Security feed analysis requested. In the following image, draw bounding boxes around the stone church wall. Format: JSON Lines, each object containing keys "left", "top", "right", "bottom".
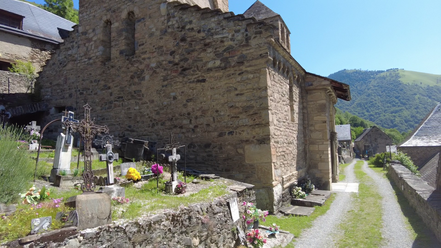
{"left": 37, "top": 0, "right": 303, "bottom": 211}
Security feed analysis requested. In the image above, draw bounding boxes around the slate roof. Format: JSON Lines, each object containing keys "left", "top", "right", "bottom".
{"left": 419, "top": 152, "right": 439, "bottom": 188}
{"left": 336, "top": 124, "right": 351, "bottom": 141}
{"left": 400, "top": 103, "right": 441, "bottom": 147}
{"left": 243, "top": 0, "right": 279, "bottom": 20}
{"left": 0, "top": 0, "right": 75, "bottom": 44}
{"left": 354, "top": 128, "right": 371, "bottom": 142}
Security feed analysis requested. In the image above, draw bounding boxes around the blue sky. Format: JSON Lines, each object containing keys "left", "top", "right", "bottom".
{"left": 30, "top": 0, "right": 441, "bottom": 77}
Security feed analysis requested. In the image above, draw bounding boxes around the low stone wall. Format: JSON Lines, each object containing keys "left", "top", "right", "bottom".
{"left": 388, "top": 162, "right": 441, "bottom": 243}
{"left": 9, "top": 183, "right": 256, "bottom": 247}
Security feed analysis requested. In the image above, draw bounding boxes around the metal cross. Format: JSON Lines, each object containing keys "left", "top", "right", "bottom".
{"left": 0, "top": 109, "right": 11, "bottom": 129}
{"left": 62, "top": 111, "right": 79, "bottom": 145}
{"left": 64, "top": 104, "right": 109, "bottom": 193}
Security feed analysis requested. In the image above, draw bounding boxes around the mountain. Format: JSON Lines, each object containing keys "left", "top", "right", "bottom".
{"left": 330, "top": 69, "right": 441, "bottom": 133}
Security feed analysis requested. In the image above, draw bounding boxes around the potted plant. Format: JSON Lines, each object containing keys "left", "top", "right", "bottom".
{"left": 242, "top": 201, "right": 268, "bottom": 229}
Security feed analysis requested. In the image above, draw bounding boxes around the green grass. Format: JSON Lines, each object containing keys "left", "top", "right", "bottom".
{"left": 112, "top": 176, "right": 230, "bottom": 220}
{"left": 339, "top": 162, "right": 350, "bottom": 181}
{"left": 335, "top": 161, "right": 383, "bottom": 247}
{"left": 265, "top": 193, "right": 336, "bottom": 247}
{"left": 398, "top": 70, "right": 441, "bottom": 87}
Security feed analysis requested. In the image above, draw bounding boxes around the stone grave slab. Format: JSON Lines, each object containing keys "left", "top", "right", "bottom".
{"left": 291, "top": 190, "right": 331, "bottom": 207}
{"left": 98, "top": 185, "right": 126, "bottom": 198}
{"left": 279, "top": 205, "right": 315, "bottom": 216}
{"left": 66, "top": 193, "right": 112, "bottom": 230}
{"left": 50, "top": 133, "right": 74, "bottom": 182}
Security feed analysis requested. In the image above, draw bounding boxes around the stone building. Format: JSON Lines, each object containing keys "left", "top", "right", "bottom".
{"left": 399, "top": 103, "right": 441, "bottom": 189}
{"left": 354, "top": 126, "right": 393, "bottom": 158}
{"left": 36, "top": 0, "right": 350, "bottom": 211}
{"left": 335, "top": 124, "right": 353, "bottom": 163}
{"left": 0, "top": 0, "right": 75, "bottom": 73}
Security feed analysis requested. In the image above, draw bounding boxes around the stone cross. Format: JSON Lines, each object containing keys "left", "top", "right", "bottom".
{"left": 62, "top": 111, "right": 79, "bottom": 145}
{"left": 64, "top": 104, "right": 109, "bottom": 193}
{"left": 26, "top": 121, "right": 41, "bottom": 132}
{"left": 99, "top": 142, "right": 119, "bottom": 185}
{"left": 158, "top": 134, "right": 184, "bottom": 193}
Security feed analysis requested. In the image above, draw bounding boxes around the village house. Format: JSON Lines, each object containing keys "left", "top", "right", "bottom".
{"left": 335, "top": 124, "right": 353, "bottom": 163}
{"left": 354, "top": 126, "right": 393, "bottom": 159}
{"left": 36, "top": 0, "right": 350, "bottom": 211}
{"left": 398, "top": 103, "right": 441, "bottom": 189}
{"left": 0, "top": 0, "right": 74, "bottom": 125}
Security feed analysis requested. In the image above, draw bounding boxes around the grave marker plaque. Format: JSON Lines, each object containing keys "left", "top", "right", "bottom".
{"left": 31, "top": 216, "right": 52, "bottom": 234}
{"left": 228, "top": 198, "right": 240, "bottom": 222}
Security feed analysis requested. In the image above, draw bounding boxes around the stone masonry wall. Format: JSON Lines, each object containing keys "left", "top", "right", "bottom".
{"left": 398, "top": 146, "right": 441, "bottom": 168}
{"left": 0, "top": 31, "right": 54, "bottom": 72}
{"left": 388, "top": 163, "right": 441, "bottom": 243}
{"left": 14, "top": 187, "right": 256, "bottom": 248}
{"left": 0, "top": 71, "right": 30, "bottom": 93}
{"left": 303, "top": 74, "right": 337, "bottom": 190}
{"left": 37, "top": 0, "right": 291, "bottom": 210}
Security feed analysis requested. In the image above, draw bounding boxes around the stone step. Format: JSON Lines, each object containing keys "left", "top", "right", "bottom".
{"left": 291, "top": 190, "right": 331, "bottom": 207}
{"left": 279, "top": 205, "right": 315, "bottom": 216}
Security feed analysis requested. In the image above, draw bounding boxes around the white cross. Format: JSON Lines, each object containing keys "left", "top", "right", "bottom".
{"left": 26, "top": 121, "right": 41, "bottom": 132}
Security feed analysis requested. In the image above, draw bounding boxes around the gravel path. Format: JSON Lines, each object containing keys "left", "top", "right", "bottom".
{"left": 360, "top": 160, "right": 414, "bottom": 248}
{"left": 293, "top": 160, "right": 358, "bottom": 248}
{"left": 292, "top": 159, "right": 440, "bottom": 248}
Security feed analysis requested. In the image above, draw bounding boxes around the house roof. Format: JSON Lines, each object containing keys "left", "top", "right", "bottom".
{"left": 243, "top": 0, "right": 279, "bottom": 20}
{"left": 354, "top": 128, "right": 371, "bottom": 142}
{"left": 336, "top": 124, "right": 351, "bottom": 141}
{"left": 0, "top": 0, "right": 75, "bottom": 44}
{"left": 306, "top": 72, "right": 351, "bottom": 101}
{"left": 419, "top": 152, "right": 439, "bottom": 188}
{"left": 400, "top": 103, "right": 441, "bottom": 147}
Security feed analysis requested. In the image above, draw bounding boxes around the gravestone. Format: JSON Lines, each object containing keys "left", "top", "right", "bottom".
{"left": 120, "top": 162, "right": 136, "bottom": 176}
{"left": 50, "top": 112, "right": 78, "bottom": 182}
{"left": 26, "top": 121, "right": 41, "bottom": 151}
{"left": 168, "top": 147, "right": 180, "bottom": 193}
{"left": 99, "top": 143, "right": 119, "bottom": 185}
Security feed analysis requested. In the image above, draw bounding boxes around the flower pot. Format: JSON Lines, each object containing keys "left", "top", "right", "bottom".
{"left": 253, "top": 220, "right": 259, "bottom": 229}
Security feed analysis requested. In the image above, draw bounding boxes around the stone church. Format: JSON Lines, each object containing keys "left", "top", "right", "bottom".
{"left": 37, "top": 0, "right": 350, "bottom": 211}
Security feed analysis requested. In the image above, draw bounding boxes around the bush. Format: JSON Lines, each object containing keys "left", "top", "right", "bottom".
{"left": 369, "top": 153, "right": 389, "bottom": 167}
{"left": 0, "top": 126, "right": 35, "bottom": 204}
{"left": 393, "top": 151, "right": 420, "bottom": 176}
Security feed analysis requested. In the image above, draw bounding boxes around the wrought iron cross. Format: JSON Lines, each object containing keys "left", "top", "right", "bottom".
{"left": 64, "top": 104, "right": 109, "bottom": 193}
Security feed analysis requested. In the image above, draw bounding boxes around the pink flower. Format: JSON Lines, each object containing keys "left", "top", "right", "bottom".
{"left": 151, "top": 164, "right": 163, "bottom": 175}
{"left": 263, "top": 239, "right": 267, "bottom": 244}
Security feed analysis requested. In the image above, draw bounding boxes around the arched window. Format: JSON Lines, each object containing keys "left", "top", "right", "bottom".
{"left": 289, "top": 77, "right": 295, "bottom": 122}
{"left": 124, "top": 11, "right": 136, "bottom": 56}
{"left": 102, "top": 20, "right": 112, "bottom": 61}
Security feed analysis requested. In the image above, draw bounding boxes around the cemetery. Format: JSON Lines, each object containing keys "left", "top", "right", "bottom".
{"left": 0, "top": 105, "right": 304, "bottom": 247}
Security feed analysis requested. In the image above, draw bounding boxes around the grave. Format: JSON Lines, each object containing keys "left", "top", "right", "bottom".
{"left": 120, "top": 162, "right": 136, "bottom": 176}
{"left": 26, "top": 121, "right": 41, "bottom": 151}
{"left": 158, "top": 134, "right": 185, "bottom": 194}
{"left": 62, "top": 104, "right": 112, "bottom": 229}
{"left": 97, "top": 141, "right": 125, "bottom": 198}
{"left": 50, "top": 111, "right": 78, "bottom": 182}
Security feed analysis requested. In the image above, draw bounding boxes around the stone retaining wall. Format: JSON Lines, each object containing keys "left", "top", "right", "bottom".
{"left": 388, "top": 163, "right": 441, "bottom": 243}
{"left": 0, "top": 71, "right": 30, "bottom": 94}
{"left": 9, "top": 184, "right": 255, "bottom": 247}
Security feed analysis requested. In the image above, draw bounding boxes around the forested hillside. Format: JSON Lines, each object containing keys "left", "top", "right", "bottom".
{"left": 330, "top": 69, "right": 441, "bottom": 133}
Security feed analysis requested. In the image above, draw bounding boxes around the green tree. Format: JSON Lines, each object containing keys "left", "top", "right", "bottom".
{"left": 8, "top": 60, "right": 36, "bottom": 93}
{"left": 43, "top": 0, "right": 78, "bottom": 23}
